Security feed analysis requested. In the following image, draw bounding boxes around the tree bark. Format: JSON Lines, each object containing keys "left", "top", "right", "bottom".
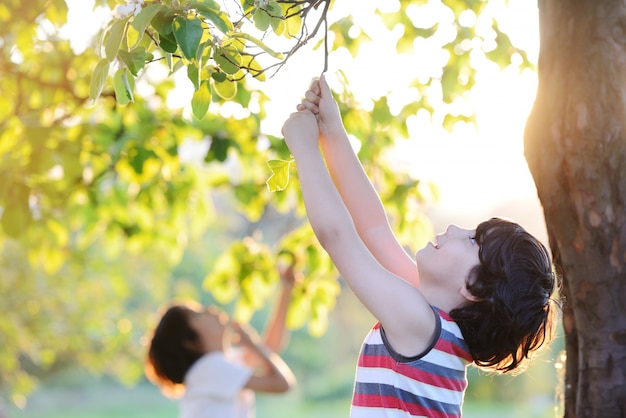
{"left": 525, "top": 0, "right": 626, "bottom": 416}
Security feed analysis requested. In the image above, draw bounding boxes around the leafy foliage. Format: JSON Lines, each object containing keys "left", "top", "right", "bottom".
{"left": 0, "top": 0, "right": 531, "bottom": 405}
{"left": 88, "top": 0, "right": 329, "bottom": 118}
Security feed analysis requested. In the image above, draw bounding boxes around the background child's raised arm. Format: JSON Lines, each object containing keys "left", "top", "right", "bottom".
{"left": 261, "top": 264, "right": 296, "bottom": 353}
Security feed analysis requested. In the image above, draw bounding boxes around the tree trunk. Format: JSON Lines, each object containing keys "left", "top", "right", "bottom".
{"left": 525, "top": 0, "right": 626, "bottom": 417}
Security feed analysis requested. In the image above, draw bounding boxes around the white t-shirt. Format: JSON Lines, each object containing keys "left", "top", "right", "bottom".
{"left": 180, "top": 351, "right": 254, "bottom": 418}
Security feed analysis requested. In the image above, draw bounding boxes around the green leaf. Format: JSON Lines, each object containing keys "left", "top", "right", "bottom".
{"left": 284, "top": 3, "right": 302, "bottom": 37}
{"left": 113, "top": 68, "right": 135, "bottom": 104}
{"left": 152, "top": 9, "right": 175, "bottom": 36}
{"left": 89, "top": 58, "right": 110, "bottom": 101}
{"left": 160, "top": 34, "right": 178, "bottom": 53}
{"left": 211, "top": 71, "right": 227, "bottom": 82}
{"left": 485, "top": 29, "right": 515, "bottom": 70}
{"left": 196, "top": 40, "right": 209, "bottom": 62}
{"left": 206, "top": 136, "right": 232, "bottom": 162}
{"left": 173, "top": 16, "right": 204, "bottom": 61}
{"left": 230, "top": 33, "right": 284, "bottom": 59}
{"left": 191, "top": 81, "right": 212, "bottom": 119}
{"left": 105, "top": 17, "right": 130, "bottom": 61}
{"left": 253, "top": 9, "right": 271, "bottom": 31}
{"left": 193, "top": 3, "right": 233, "bottom": 33}
{"left": 266, "top": 159, "right": 292, "bottom": 192}
{"left": 194, "top": 0, "right": 221, "bottom": 9}
{"left": 240, "top": 0, "right": 255, "bottom": 14}
{"left": 266, "top": 0, "right": 284, "bottom": 34}
{"left": 241, "top": 55, "right": 265, "bottom": 81}
{"left": 215, "top": 46, "right": 241, "bottom": 74}
{"left": 271, "top": 17, "right": 285, "bottom": 35}
{"left": 130, "top": 3, "right": 164, "bottom": 48}
{"left": 211, "top": 77, "right": 237, "bottom": 99}
{"left": 286, "top": 292, "right": 309, "bottom": 329}
{"left": 118, "top": 47, "right": 146, "bottom": 76}
{"left": 187, "top": 63, "right": 200, "bottom": 90}
{"left": 266, "top": 1, "right": 283, "bottom": 18}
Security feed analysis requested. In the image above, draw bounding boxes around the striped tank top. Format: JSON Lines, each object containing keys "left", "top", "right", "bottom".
{"left": 351, "top": 307, "right": 472, "bottom": 417}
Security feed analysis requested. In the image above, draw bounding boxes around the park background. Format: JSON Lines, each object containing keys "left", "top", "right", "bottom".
{"left": 2, "top": 0, "right": 565, "bottom": 416}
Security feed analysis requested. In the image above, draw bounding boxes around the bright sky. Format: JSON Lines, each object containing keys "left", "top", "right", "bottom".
{"left": 62, "top": 0, "right": 547, "bottom": 242}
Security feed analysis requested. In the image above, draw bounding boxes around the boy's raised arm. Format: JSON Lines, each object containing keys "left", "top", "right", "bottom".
{"left": 281, "top": 109, "right": 434, "bottom": 354}
{"left": 262, "top": 264, "right": 296, "bottom": 353}
{"left": 298, "top": 76, "right": 419, "bottom": 287}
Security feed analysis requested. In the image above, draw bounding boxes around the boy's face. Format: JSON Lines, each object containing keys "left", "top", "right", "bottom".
{"left": 416, "top": 224, "right": 480, "bottom": 293}
{"left": 187, "top": 306, "right": 229, "bottom": 353}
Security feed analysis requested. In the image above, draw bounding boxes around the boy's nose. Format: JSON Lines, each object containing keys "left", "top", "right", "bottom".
{"left": 446, "top": 224, "right": 460, "bottom": 234}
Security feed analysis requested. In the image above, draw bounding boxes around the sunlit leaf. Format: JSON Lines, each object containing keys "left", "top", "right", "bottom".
{"left": 211, "top": 70, "right": 227, "bottom": 82}
{"left": 129, "top": 3, "right": 163, "bottom": 48}
{"left": 173, "top": 16, "right": 204, "bottom": 61}
{"left": 308, "top": 309, "right": 329, "bottom": 337}
{"left": 234, "top": 299, "right": 254, "bottom": 322}
{"left": 159, "top": 34, "right": 178, "bottom": 53}
{"left": 485, "top": 28, "right": 516, "bottom": 70}
{"left": 89, "top": 58, "right": 110, "bottom": 101}
{"left": 267, "top": 1, "right": 283, "bottom": 33}
{"left": 191, "top": 81, "right": 212, "bottom": 119}
{"left": 253, "top": 8, "right": 270, "bottom": 31}
{"left": 286, "top": 292, "right": 309, "bottom": 329}
{"left": 240, "top": 0, "right": 255, "bottom": 15}
{"left": 215, "top": 46, "right": 242, "bottom": 74}
{"left": 118, "top": 47, "right": 146, "bottom": 76}
{"left": 266, "top": 159, "right": 292, "bottom": 192}
{"left": 152, "top": 8, "right": 175, "bottom": 35}
{"left": 113, "top": 68, "right": 135, "bottom": 104}
{"left": 187, "top": 62, "right": 200, "bottom": 90}
{"left": 194, "top": 0, "right": 221, "bottom": 9}
{"left": 230, "top": 33, "right": 284, "bottom": 59}
{"left": 283, "top": 3, "right": 302, "bottom": 37}
{"left": 241, "top": 55, "right": 265, "bottom": 81}
{"left": 104, "top": 17, "right": 130, "bottom": 61}
{"left": 192, "top": 2, "right": 233, "bottom": 33}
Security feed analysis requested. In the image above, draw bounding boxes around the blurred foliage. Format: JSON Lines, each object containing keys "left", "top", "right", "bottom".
{"left": 0, "top": 0, "right": 530, "bottom": 407}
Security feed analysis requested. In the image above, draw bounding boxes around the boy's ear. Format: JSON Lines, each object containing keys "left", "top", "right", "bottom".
{"left": 460, "top": 285, "right": 481, "bottom": 303}
{"left": 183, "top": 338, "right": 201, "bottom": 352}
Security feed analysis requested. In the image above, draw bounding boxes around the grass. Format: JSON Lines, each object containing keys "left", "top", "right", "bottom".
{"left": 7, "top": 378, "right": 557, "bottom": 418}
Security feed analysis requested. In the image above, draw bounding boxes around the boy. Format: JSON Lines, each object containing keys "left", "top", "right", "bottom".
{"left": 282, "top": 76, "right": 557, "bottom": 417}
{"left": 145, "top": 265, "right": 296, "bottom": 418}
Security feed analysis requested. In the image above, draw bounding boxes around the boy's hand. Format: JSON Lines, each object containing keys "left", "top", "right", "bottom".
{"left": 232, "top": 321, "right": 261, "bottom": 348}
{"left": 282, "top": 109, "right": 319, "bottom": 155}
{"left": 296, "top": 75, "right": 343, "bottom": 139}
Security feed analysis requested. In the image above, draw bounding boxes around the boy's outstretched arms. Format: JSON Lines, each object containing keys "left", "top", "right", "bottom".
{"left": 297, "top": 76, "right": 419, "bottom": 287}
{"left": 282, "top": 109, "right": 435, "bottom": 356}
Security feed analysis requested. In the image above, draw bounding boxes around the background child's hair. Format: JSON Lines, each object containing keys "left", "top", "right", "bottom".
{"left": 449, "top": 217, "right": 559, "bottom": 374}
{"left": 145, "top": 305, "right": 203, "bottom": 397}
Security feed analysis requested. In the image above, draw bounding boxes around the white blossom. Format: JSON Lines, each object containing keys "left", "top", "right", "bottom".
{"left": 112, "top": 0, "right": 145, "bottom": 18}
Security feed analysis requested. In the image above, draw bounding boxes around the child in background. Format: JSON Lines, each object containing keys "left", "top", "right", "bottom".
{"left": 282, "top": 76, "right": 558, "bottom": 417}
{"left": 145, "top": 265, "right": 296, "bottom": 418}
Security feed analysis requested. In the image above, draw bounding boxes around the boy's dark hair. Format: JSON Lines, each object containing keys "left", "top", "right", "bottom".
{"left": 449, "top": 217, "right": 558, "bottom": 374}
{"left": 145, "top": 305, "right": 203, "bottom": 396}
